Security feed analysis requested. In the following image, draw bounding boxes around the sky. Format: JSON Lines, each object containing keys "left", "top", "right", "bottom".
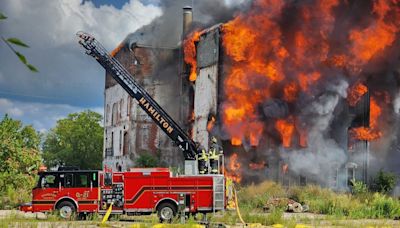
{"left": 0, "top": 0, "right": 162, "bottom": 131}
{"left": 0, "top": 0, "right": 244, "bottom": 132}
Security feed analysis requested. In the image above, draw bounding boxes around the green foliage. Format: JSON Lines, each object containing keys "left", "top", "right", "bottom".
{"left": 289, "top": 185, "right": 355, "bottom": 217}
{"left": 7, "top": 38, "right": 30, "bottom": 48}
{"left": 42, "top": 110, "right": 103, "bottom": 170}
{"left": 236, "top": 180, "right": 400, "bottom": 220}
{"left": 208, "top": 211, "right": 238, "bottom": 225}
{"left": 243, "top": 208, "right": 284, "bottom": 225}
{"left": 134, "top": 153, "right": 159, "bottom": 168}
{"left": 0, "top": 115, "right": 41, "bottom": 208}
{"left": 16, "top": 51, "right": 27, "bottom": 64}
{"left": 370, "top": 169, "right": 397, "bottom": 194}
{"left": 0, "top": 12, "right": 38, "bottom": 72}
{"left": 350, "top": 193, "right": 400, "bottom": 219}
{"left": 237, "top": 181, "right": 285, "bottom": 210}
{"left": 26, "top": 63, "right": 38, "bottom": 72}
{"left": 351, "top": 179, "right": 369, "bottom": 195}
{"left": 0, "top": 12, "right": 7, "bottom": 20}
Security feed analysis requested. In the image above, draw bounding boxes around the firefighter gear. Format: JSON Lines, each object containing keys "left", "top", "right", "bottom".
{"left": 209, "top": 137, "right": 223, "bottom": 174}
{"left": 197, "top": 149, "right": 208, "bottom": 174}
{"left": 226, "top": 178, "right": 236, "bottom": 210}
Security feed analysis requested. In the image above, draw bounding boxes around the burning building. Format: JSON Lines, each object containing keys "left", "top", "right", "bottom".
{"left": 103, "top": 0, "right": 400, "bottom": 190}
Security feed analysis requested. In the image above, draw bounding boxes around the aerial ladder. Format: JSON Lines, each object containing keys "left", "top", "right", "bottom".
{"left": 76, "top": 32, "right": 201, "bottom": 170}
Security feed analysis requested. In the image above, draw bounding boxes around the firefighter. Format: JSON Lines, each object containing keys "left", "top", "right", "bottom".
{"left": 209, "top": 136, "right": 223, "bottom": 174}
{"left": 197, "top": 147, "right": 209, "bottom": 174}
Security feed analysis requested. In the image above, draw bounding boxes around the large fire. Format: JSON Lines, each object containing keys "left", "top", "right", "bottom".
{"left": 217, "top": 0, "right": 398, "bottom": 146}
{"left": 182, "top": 0, "right": 400, "bottom": 182}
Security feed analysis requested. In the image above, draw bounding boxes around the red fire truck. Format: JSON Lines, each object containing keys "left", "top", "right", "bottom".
{"left": 20, "top": 32, "right": 227, "bottom": 220}
{"left": 20, "top": 168, "right": 225, "bottom": 221}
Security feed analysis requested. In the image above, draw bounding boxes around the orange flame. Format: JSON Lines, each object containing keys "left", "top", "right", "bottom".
{"left": 226, "top": 153, "right": 242, "bottom": 183}
{"left": 350, "top": 97, "right": 382, "bottom": 141}
{"left": 231, "top": 137, "right": 242, "bottom": 146}
{"left": 349, "top": 0, "right": 399, "bottom": 65}
{"left": 275, "top": 117, "right": 295, "bottom": 148}
{"left": 110, "top": 42, "right": 124, "bottom": 57}
{"left": 283, "top": 81, "right": 299, "bottom": 102}
{"left": 207, "top": 116, "right": 216, "bottom": 132}
{"left": 183, "top": 31, "right": 201, "bottom": 81}
{"left": 298, "top": 72, "right": 321, "bottom": 93}
{"left": 348, "top": 82, "right": 368, "bottom": 106}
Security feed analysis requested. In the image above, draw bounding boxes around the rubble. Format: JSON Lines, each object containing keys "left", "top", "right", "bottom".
{"left": 263, "top": 198, "right": 308, "bottom": 213}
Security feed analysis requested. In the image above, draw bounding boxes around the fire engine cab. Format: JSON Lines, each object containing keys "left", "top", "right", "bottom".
{"left": 20, "top": 168, "right": 226, "bottom": 221}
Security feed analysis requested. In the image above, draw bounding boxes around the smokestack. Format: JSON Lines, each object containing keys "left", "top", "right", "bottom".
{"left": 182, "top": 6, "right": 193, "bottom": 37}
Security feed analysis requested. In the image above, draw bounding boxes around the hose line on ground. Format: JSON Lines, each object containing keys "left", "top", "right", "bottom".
{"left": 233, "top": 186, "right": 246, "bottom": 225}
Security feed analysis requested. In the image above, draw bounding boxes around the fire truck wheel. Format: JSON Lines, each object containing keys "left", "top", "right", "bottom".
{"left": 157, "top": 202, "right": 177, "bottom": 222}
{"left": 57, "top": 201, "right": 76, "bottom": 220}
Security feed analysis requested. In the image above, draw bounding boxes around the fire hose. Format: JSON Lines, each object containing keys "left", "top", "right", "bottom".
{"left": 233, "top": 186, "right": 246, "bottom": 226}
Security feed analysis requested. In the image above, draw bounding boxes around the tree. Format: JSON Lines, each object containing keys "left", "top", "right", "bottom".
{"left": 370, "top": 169, "right": 397, "bottom": 194}
{"left": 43, "top": 110, "right": 103, "bottom": 170}
{"left": 0, "top": 11, "right": 38, "bottom": 72}
{"left": 0, "top": 115, "right": 41, "bottom": 207}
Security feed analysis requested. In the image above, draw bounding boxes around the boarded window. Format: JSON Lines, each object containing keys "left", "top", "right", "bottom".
{"left": 119, "top": 130, "right": 122, "bottom": 153}
{"left": 123, "top": 132, "right": 129, "bottom": 156}
{"left": 106, "top": 104, "right": 110, "bottom": 124}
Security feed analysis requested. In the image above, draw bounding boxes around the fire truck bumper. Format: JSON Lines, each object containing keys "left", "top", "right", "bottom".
{"left": 19, "top": 203, "right": 33, "bottom": 212}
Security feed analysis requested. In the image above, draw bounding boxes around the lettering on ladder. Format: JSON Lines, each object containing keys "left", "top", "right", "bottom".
{"left": 139, "top": 97, "right": 174, "bottom": 134}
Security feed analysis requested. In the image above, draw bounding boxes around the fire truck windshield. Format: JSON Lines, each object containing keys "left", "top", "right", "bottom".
{"left": 38, "top": 173, "right": 58, "bottom": 188}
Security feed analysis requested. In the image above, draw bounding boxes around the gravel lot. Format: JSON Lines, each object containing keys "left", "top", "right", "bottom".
{"left": 1, "top": 210, "right": 400, "bottom": 228}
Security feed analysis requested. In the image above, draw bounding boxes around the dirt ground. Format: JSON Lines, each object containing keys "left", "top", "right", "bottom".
{"left": 1, "top": 210, "right": 400, "bottom": 228}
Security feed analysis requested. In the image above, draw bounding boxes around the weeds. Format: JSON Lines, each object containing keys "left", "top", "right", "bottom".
{"left": 238, "top": 180, "right": 400, "bottom": 219}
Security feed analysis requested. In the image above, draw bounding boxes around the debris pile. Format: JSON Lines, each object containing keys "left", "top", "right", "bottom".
{"left": 263, "top": 197, "right": 309, "bottom": 213}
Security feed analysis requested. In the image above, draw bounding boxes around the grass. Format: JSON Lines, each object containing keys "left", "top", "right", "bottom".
{"left": 235, "top": 180, "right": 400, "bottom": 220}
{"left": 0, "top": 186, "right": 32, "bottom": 210}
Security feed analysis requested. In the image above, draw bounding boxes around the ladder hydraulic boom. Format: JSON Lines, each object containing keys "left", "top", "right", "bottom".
{"left": 77, "top": 32, "right": 197, "bottom": 160}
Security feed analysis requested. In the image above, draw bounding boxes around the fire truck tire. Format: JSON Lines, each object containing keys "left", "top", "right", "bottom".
{"left": 56, "top": 201, "right": 76, "bottom": 220}
{"left": 157, "top": 202, "right": 177, "bottom": 222}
